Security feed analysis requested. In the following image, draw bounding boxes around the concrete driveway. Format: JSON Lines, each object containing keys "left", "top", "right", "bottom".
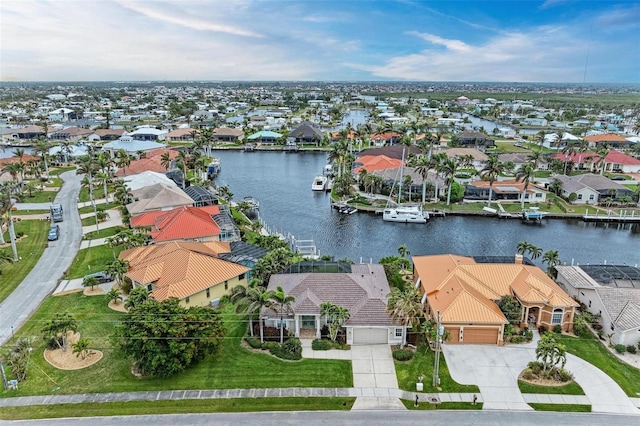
{"left": 443, "top": 338, "right": 639, "bottom": 414}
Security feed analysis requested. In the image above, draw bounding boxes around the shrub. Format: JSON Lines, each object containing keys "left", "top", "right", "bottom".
{"left": 614, "top": 344, "right": 626, "bottom": 354}
{"left": 245, "top": 337, "right": 262, "bottom": 349}
{"left": 252, "top": 325, "right": 282, "bottom": 342}
{"left": 553, "top": 325, "right": 563, "bottom": 334}
{"left": 524, "top": 329, "right": 533, "bottom": 341}
{"left": 591, "top": 323, "right": 603, "bottom": 331}
{"left": 626, "top": 345, "right": 637, "bottom": 354}
{"left": 538, "top": 325, "right": 548, "bottom": 334}
{"left": 392, "top": 349, "right": 414, "bottom": 361}
{"left": 573, "top": 322, "right": 588, "bottom": 337}
{"left": 261, "top": 341, "right": 279, "bottom": 351}
{"left": 503, "top": 323, "right": 515, "bottom": 337}
{"left": 509, "top": 335, "right": 525, "bottom": 344}
{"left": 556, "top": 368, "right": 573, "bottom": 382}
{"left": 527, "top": 361, "right": 543, "bottom": 375}
{"left": 521, "top": 368, "right": 536, "bottom": 381}
{"left": 312, "top": 339, "right": 331, "bottom": 351}
{"left": 269, "top": 338, "right": 302, "bottom": 360}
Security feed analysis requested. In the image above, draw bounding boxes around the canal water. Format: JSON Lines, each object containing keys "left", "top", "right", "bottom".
{"left": 213, "top": 150, "right": 640, "bottom": 266}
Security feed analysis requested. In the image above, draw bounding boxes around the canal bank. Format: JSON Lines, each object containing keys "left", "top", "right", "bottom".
{"left": 212, "top": 150, "right": 639, "bottom": 267}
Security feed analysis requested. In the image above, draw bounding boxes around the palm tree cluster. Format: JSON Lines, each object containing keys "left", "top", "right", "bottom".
{"left": 516, "top": 241, "right": 561, "bottom": 277}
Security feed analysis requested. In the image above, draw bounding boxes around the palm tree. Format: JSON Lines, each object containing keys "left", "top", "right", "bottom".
{"left": 230, "top": 279, "right": 260, "bottom": 337}
{"left": 413, "top": 156, "right": 432, "bottom": 204}
{"left": 516, "top": 241, "right": 530, "bottom": 255}
{"left": 0, "top": 183, "right": 19, "bottom": 262}
{"left": 107, "top": 288, "right": 121, "bottom": 305}
{"left": 160, "top": 152, "right": 172, "bottom": 170}
{"left": 515, "top": 162, "right": 535, "bottom": 210}
{"left": 542, "top": 250, "right": 560, "bottom": 277}
{"left": 320, "top": 301, "right": 351, "bottom": 342}
{"left": 397, "top": 244, "right": 410, "bottom": 258}
{"left": 561, "top": 144, "right": 577, "bottom": 175}
{"left": 528, "top": 244, "right": 542, "bottom": 260}
{"left": 33, "top": 137, "right": 51, "bottom": 180}
{"left": 72, "top": 338, "right": 91, "bottom": 360}
{"left": 270, "top": 285, "right": 296, "bottom": 344}
{"left": 177, "top": 150, "right": 189, "bottom": 189}
{"left": 115, "top": 149, "right": 131, "bottom": 174}
{"left": 327, "top": 140, "right": 349, "bottom": 177}
{"left": 596, "top": 145, "right": 611, "bottom": 175}
{"left": 527, "top": 148, "right": 544, "bottom": 170}
{"left": 386, "top": 285, "right": 422, "bottom": 348}
{"left": 246, "top": 286, "right": 275, "bottom": 343}
{"left": 106, "top": 258, "right": 129, "bottom": 284}
{"left": 430, "top": 153, "right": 447, "bottom": 203}
{"left": 480, "top": 154, "right": 505, "bottom": 208}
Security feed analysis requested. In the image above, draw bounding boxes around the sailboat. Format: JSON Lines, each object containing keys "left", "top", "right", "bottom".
{"left": 382, "top": 148, "right": 429, "bottom": 224}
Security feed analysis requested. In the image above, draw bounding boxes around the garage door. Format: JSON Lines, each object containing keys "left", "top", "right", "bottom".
{"left": 352, "top": 328, "right": 388, "bottom": 345}
{"left": 462, "top": 327, "right": 499, "bottom": 344}
{"left": 445, "top": 327, "right": 460, "bottom": 343}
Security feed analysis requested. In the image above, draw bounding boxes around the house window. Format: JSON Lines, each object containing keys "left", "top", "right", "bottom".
{"left": 239, "top": 273, "right": 245, "bottom": 280}
{"left": 589, "top": 194, "right": 595, "bottom": 200}
{"left": 551, "top": 308, "right": 563, "bottom": 324}
{"left": 146, "top": 284, "right": 152, "bottom": 292}
{"left": 588, "top": 300, "right": 591, "bottom": 308}
{"left": 185, "top": 297, "right": 190, "bottom": 304}
{"left": 577, "top": 194, "right": 583, "bottom": 200}
{"left": 206, "top": 288, "right": 210, "bottom": 298}
{"left": 224, "top": 281, "right": 228, "bottom": 290}
{"left": 611, "top": 324, "right": 614, "bottom": 331}
{"left": 395, "top": 328, "right": 403, "bottom": 338}
{"left": 535, "top": 193, "right": 542, "bottom": 198}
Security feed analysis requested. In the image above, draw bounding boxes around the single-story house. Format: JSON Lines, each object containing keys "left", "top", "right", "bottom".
{"left": 120, "top": 241, "right": 249, "bottom": 307}
{"left": 262, "top": 264, "right": 406, "bottom": 345}
{"left": 49, "top": 126, "right": 94, "bottom": 141}
{"left": 550, "top": 151, "right": 640, "bottom": 174}
{"left": 93, "top": 128, "right": 125, "bottom": 141}
{"left": 130, "top": 205, "right": 222, "bottom": 243}
{"left": 127, "top": 127, "right": 167, "bottom": 141}
{"left": 455, "top": 130, "right": 495, "bottom": 148}
{"left": 102, "top": 137, "right": 166, "bottom": 155}
{"left": 288, "top": 121, "right": 323, "bottom": 145}
{"left": 370, "top": 131, "right": 402, "bottom": 146}
{"left": 413, "top": 254, "right": 578, "bottom": 345}
{"left": 213, "top": 127, "right": 244, "bottom": 143}
{"left": 12, "top": 125, "right": 45, "bottom": 140}
{"left": 247, "top": 130, "right": 283, "bottom": 144}
{"left": 126, "top": 183, "right": 194, "bottom": 215}
{"left": 123, "top": 170, "right": 177, "bottom": 191}
{"left": 556, "top": 265, "right": 640, "bottom": 347}
{"left": 166, "top": 128, "right": 197, "bottom": 142}
{"left": 358, "top": 145, "right": 421, "bottom": 160}
{"left": 353, "top": 155, "right": 403, "bottom": 174}
{"left": 464, "top": 179, "right": 547, "bottom": 203}
{"left": 442, "top": 148, "right": 488, "bottom": 170}
{"left": 553, "top": 174, "right": 635, "bottom": 204}
{"left": 584, "top": 133, "right": 632, "bottom": 149}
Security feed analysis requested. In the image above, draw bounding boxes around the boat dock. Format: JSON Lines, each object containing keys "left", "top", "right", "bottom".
{"left": 583, "top": 209, "right": 640, "bottom": 223}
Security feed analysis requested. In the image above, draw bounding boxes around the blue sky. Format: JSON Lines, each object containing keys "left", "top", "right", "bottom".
{"left": 1, "top": 0, "right": 639, "bottom": 83}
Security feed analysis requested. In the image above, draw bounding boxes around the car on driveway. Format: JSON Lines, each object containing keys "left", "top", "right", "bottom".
{"left": 83, "top": 271, "right": 112, "bottom": 283}
{"left": 48, "top": 225, "right": 60, "bottom": 241}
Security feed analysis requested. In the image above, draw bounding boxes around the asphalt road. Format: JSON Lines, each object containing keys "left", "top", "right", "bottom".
{"left": 4, "top": 410, "right": 639, "bottom": 426}
{"left": 0, "top": 170, "right": 82, "bottom": 345}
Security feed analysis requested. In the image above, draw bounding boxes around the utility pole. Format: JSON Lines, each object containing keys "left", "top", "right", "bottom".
{"left": 432, "top": 310, "right": 442, "bottom": 388}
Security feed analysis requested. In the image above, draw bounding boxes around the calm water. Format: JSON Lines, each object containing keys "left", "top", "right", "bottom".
{"left": 214, "top": 151, "right": 640, "bottom": 266}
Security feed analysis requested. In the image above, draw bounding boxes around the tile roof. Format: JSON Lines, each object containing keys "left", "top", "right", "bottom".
{"left": 584, "top": 133, "right": 628, "bottom": 142}
{"left": 131, "top": 205, "right": 221, "bottom": 242}
{"left": 595, "top": 287, "right": 640, "bottom": 332}
{"left": 263, "top": 263, "right": 397, "bottom": 326}
{"left": 166, "top": 128, "right": 197, "bottom": 138}
{"left": 413, "top": 254, "right": 577, "bottom": 324}
{"left": 555, "top": 265, "right": 600, "bottom": 289}
{"left": 94, "top": 128, "right": 125, "bottom": 137}
{"left": 115, "top": 157, "right": 168, "bottom": 176}
{"left": 126, "top": 183, "right": 193, "bottom": 215}
{"left": 443, "top": 148, "right": 488, "bottom": 161}
{"left": 359, "top": 145, "right": 422, "bottom": 160}
{"left": 213, "top": 127, "right": 244, "bottom": 137}
{"left": 354, "top": 155, "right": 403, "bottom": 173}
{"left": 121, "top": 241, "right": 244, "bottom": 301}
{"left": 554, "top": 173, "right": 631, "bottom": 193}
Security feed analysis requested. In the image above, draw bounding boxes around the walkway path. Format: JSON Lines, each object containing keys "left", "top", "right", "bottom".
{"left": 81, "top": 209, "right": 123, "bottom": 235}
{"left": 0, "top": 171, "right": 83, "bottom": 346}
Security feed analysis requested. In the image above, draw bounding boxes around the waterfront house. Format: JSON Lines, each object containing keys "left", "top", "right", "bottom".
{"left": 48, "top": 108, "right": 75, "bottom": 122}
{"left": 442, "top": 148, "right": 488, "bottom": 171}
{"left": 93, "top": 128, "right": 125, "bottom": 141}
{"left": 556, "top": 265, "right": 640, "bottom": 347}
{"left": 165, "top": 128, "right": 197, "bottom": 142}
{"left": 123, "top": 171, "right": 177, "bottom": 191}
{"left": 120, "top": 241, "right": 249, "bottom": 307}
{"left": 261, "top": 264, "right": 406, "bottom": 345}
{"left": 126, "top": 183, "right": 194, "bottom": 215}
{"left": 358, "top": 145, "right": 421, "bottom": 160}
{"left": 128, "top": 126, "right": 167, "bottom": 141}
{"left": 553, "top": 174, "right": 634, "bottom": 205}
{"left": 213, "top": 127, "right": 244, "bottom": 143}
{"left": 289, "top": 121, "right": 323, "bottom": 145}
{"left": 102, "top": 136, "right": 166, "bottom": 155}
{"left": 455, "top": 130, "right": 495, "bottom": 149}
{"left": 130, "top": 205, "right": 222, "bottom": 243}
{"left": 12, "top": 125, "right": 45, "bottom": 140}
{"left": 464, "top": 179, "right": 547, "bottom": 203}
{"left": 353, "top": 155, "right": 403, "bottom": 174}
{"left": 413, "top": 254, "right": 578, "bottom": 345}
{"left": 49, "top": 126, "right": 94, "bottom": 142}
{"left": 247, "top": 130, "right": 283, "bottom": 144}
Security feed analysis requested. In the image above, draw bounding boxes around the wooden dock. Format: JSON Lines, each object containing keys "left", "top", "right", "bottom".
{"left": 583, "top": 209, "right": 640, "bottom": 223}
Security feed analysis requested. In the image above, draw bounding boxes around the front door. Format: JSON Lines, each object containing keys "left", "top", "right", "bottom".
{"left": 301, "top": 315, "right": 316, "bottom": 328}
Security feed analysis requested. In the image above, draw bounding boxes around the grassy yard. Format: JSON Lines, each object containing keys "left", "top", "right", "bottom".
{"left": 0, "top": 220, "right": 49, "bottom": 303}
{"left": 493, "top": 141, "right": 530, "bottom": 153}
{"left": 528, "top": 403, "right": 591, "bottom": 412}
{"left": 401, "top": 400, "right": 482, "bottom": 410}
{"left": 395, "top": 345, "right": 480, "bottom": 393}
{"left": 11, "top": 209, "right": 49, "bottom": 216}
{"left": 518, "top": 380, "right": 585, "bottom": 395}
{"left": 556, "top": 332, "right": 640, "bottom": 397}
{"left": 0, "top": 397, "right": 356, "bottom": 420}
{"left": 43, "top": 177, "right": 63, "bottom": 188}
{"left": 81, "top": 216, "right": 103, "bottom": 227}
{"left": 0, "top": 295, "right": 352, "bottom": 397}
{"left": 19, "top": 190, "right": 59, "bottom": 203}
{"left": 64, "top": 245, "right": 124, "bottom": 279}
{"left": 78, "top": 202, "right": 119, "bottom": 214}
{"left": 78, "top": 185, "right": 111, "bottom": 203}
{"left": 84, "top": 226, "right": 125, "bottom": 240}
{"left": 50, "top": 166, "right": 77, "bottom": 174}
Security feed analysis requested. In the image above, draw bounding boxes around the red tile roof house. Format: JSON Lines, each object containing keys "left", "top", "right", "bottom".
{"left": 550, "top": 150, "right": 640, "bottom": 174}
{"left": 114, "top": 148, "right": 179, "bottom": 177}
{"left": 261, "top": 264, "right": 407, "bottom": 345}
{"left": 130, "top": 205, "right": 222, "bottom": 243}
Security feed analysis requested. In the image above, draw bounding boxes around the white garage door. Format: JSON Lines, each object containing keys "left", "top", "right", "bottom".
{"left": 352, "top": 328, "right": 388, "bottom": 345}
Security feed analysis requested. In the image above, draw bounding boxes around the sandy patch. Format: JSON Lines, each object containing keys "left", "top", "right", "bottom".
{"left": 43, "top": 332, "right": 103, "bottom": 370}
{"left": 83, "top": 287, "right": 105, "bottom": 296}
{"left": 108, "top": 300, "right": 129, "bottom": 313}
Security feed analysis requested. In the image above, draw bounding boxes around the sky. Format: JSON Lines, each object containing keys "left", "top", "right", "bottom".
{"left": 1, "top": 0, "right": 639, "bottom": 83}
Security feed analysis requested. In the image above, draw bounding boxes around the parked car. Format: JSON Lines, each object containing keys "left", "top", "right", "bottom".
{"left": 47, "top": 224, "right": 60, "bottom": 241}
{"left": 83, "top": 271, "right": 112, "bottom": 283}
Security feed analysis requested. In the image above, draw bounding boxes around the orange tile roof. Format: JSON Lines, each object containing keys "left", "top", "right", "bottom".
{"left": 584, "top": 133, "right": 628, "bottom": 142}
{"left": 413, "top": 254, "right": 577, "bottom": 324}
{"left": 330, "top": 129, "right": 357, "bottom": 139}
{"left": 115, "top": 157, "right": 167, "bottom": 176}
{"left": 121, "top": 241, "right": 246, "bottom": 301}
{"left": 130, "top": 206, "right": 221, "bottom": 242}
{"left": 146, "top": 147, "right": 180, "bottom": 159}
{"left": 371, "top": 131, "right": 402, "bottom": 140}
{"left": 166, "top": 128, "right": 197, "bottom": 138}
{"left": 354, "top": 155, "right": 403, "bottom": 173}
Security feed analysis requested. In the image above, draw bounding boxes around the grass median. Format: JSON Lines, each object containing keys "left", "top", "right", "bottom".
{"left": 518, "top": 380, "right": 585, "bottom": 395}
{"left": 64, "top": 245, "right": 124, "bottom": 279}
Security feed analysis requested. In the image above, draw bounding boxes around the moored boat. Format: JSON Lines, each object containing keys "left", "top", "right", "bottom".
{"left": 383, "top": 205, "right": 429, "bottom": 223}
{"left": 311, "top": 175, "right": 328, "bottom": 191}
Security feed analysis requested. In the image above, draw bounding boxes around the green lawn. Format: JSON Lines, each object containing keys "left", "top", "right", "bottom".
{"left": 43, "top": 177, "right": 63, "bottom": 188}
{"left": 395, "top": 345, "right": 480, "bottom": 393}
{"left": 528, "top": 403, "right": 591, "bottom": 412}
{"left": 493, "top": 141, "right": 530, "bottom": 153}
{"left": 81, "top": 216, "right": 102, "bottom": 227}
{"left": 78, "top": 185, "right": 111, "bottom": 203}
{"left": 65, "top": 245, "right": 124, "bottom": 279}
{"left": 556, "top": 333, "right": 640, "bottom": 397}
{"left": 19, "top": 190, "right": 59, "bottom": 203}
{"left": 0, "top": 295, "right": 352, "bottom": 397}
{"left": 11, "top": 209, "right": 49, "bottom": 216}
{"left": 518, "top": 380, "right": 585, "bottom": 395}
{"left": 78, "top": 202, "right": 119, "bottom": 214}
{"left": 0, "top": 220, "right": 49, "bottom": 303}
{"left": 0, "top": 397, "right": 356, "bottom": 420}
{"left": 51, "top": 166, "right": 77, "bottom": 174}
{"left": 83, "top": 226, "right": 125, "bottom": 240}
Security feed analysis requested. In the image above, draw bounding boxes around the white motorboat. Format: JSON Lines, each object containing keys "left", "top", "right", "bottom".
{"left": 311, "top": 175, "right": 328, "bottom": 191}
{"left": 383, "top": 205, "right": 429, "bottom": 223}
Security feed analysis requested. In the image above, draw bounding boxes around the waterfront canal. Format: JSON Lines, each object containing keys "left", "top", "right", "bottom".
{"left": 213, "top": 150, "right": 640, "bottom": 266}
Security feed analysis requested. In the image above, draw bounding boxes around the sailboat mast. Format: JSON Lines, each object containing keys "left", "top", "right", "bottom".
{"left": 398, "top": 147, "right": 405, "bottom": 205}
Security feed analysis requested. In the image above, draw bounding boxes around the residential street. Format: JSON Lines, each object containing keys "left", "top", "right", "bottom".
{"left": 0, "top": 170, "right": 83, "bottom": 346}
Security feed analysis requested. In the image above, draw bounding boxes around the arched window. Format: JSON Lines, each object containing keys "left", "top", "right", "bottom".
{"left": 552, "top": 308, "right": 563, "bottom": 324}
